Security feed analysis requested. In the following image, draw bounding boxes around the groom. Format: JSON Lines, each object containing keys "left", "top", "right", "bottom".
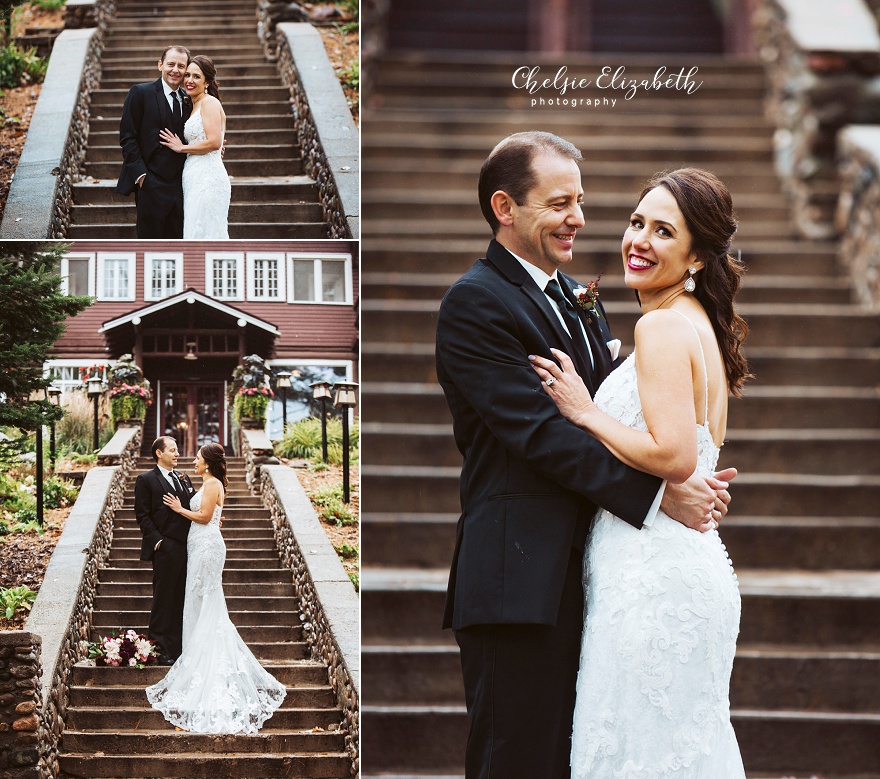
{"left": 116, "top": 45, "right": 191, "bottom": 238}
{"left": 134, "top": 436, "right": 194, "bottom": 665}
{"left": 435, "top": 131, "right": 735, "bottom": 778}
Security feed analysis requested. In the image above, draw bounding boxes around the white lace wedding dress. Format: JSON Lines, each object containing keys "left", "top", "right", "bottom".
{"left": 146, "top": 488, "right": 286, "bottom": 733}
{"left": 181, "top": 109, "right": 231, "bottom": 239}
{"left": 571, "top": 323, "right": 745, "bottom": 778}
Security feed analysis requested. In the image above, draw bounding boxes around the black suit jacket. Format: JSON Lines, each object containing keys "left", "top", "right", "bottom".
{"left": 116, "top": 78, "right": 191, "bottom": 196}
{"left": 436, "top": 239, "right": 662, "bottom": 631}
{"left": 134, "top": 467, "right": 195, "bottom": 562}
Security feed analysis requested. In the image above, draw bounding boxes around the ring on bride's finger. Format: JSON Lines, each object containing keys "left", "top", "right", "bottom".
{"left": 545, "top": 377, "right": 556, "bottom": 386}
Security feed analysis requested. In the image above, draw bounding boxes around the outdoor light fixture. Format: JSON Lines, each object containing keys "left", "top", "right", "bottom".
{"left": 276, "top": 371, "right": 292, "bottom": 432}
{"left": 184, "top": 341, "right": 198, "bottom": 361}
{"left": 332, "top": 381, "right": 358, "bottom": 504}
{"left": 47, "top": 385, "right": 61, "bottom": 467}
{"left": 87, "top": 376, "right": 103, "bottom": 451}
{"left": 310, "top": 381, "right": 332, "bottom": 462}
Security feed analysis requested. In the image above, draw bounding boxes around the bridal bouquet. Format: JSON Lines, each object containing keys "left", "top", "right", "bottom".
{"left": 87, "top": 630, "right": 159, "bottom": 668}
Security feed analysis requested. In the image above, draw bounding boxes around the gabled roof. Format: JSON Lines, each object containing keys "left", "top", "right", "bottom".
{"left": 99, "top": 288, "right": 279, "bottom": 335}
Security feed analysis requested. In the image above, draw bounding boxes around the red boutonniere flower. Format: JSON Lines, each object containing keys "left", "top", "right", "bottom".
{"left": 573, "top": 274, "right": 604, "bottom": 324}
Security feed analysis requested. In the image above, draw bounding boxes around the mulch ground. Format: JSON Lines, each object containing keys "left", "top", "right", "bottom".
{"left": 0, "top": 507, "right": 70, "bottom": 630}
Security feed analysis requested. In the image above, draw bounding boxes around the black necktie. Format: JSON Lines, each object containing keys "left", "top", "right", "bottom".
{"left": 545, "top": 279, "right": 593, "bottom": 367}
{"left": 170, "top": 471, "right": 186, "bottom": 503}
{"left": 171, "top": 90, "right": 181, "bottom": 128}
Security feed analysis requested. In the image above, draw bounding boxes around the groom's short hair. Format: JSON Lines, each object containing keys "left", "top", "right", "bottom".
{"left": 478, "top": 131, "right": 583, "bottom": 235}
{"left": 151, "top": 436, "right": 176, "bottom": 461}
{"left": 160, "top": 45, "right": 190, "bottom": 63}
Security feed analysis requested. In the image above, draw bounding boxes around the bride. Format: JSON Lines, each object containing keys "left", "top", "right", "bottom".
{"left": 159, "top": 55, "right": 231, "bottom": 239}
{"left": 530, "top": 168, "right": 750, "bottom": 778}
{"left": 146, "top": 443, "right": 286, "bottom": 733}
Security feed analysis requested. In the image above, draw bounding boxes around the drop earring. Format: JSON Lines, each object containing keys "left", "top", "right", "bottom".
{"left": 684, "top": 266, "right": 696, "bottom": 293}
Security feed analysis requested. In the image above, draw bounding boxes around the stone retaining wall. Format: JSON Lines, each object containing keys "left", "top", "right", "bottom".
{"left": 2, "top": 426, "right": 141, "bottom": 778}
{"left": 0, "top": 632, "right": 44, "bottom": 778}
{"left": 256, "top": 16, "right": 359, "bottom": 238}
{"left": 260, "top": 465, "right": 359, "bottom": 776}
{"left": 751, "top": 0, "right": 880, "bottom": 238}
{"left": 836, "top": 126, "right": 880, "bottom": 308}
{"left": 240, "top": 428, "right": 280, "bottom": 494}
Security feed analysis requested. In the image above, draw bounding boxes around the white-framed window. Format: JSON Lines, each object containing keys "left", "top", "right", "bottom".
{"left": 206, "top": 252, "right": 244, "bottom": 300}
{"left": 264, "top": 360, "right": 353, "bottom": 439}
{"left": 97, "top": 252, "right": 136, "bottom": 301}
{"left": 246, "top": 252, "right": 286, "bottom": 301}
{"left": 288, "top": 253, "right": 352, "bottom": 304}
{"left": 144, "top": 252, "right": 183, "bottom": 301}
{"left": 60, "top": 253, "right": 95, "bottom": 297}
{"left": 43, "top": 359, "right": 113, "bottom": 393}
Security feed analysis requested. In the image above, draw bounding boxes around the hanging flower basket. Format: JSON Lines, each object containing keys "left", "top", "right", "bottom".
{"left": 234, "top": 386, "right": 273, "bottom": 425}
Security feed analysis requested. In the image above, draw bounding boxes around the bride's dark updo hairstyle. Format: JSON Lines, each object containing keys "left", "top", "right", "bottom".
{"left": 199, "top": 442, "right": 227, "bottom": 490}
{"left": 639, "top": 168, "right": 752, "bottom": 396}
{"left": 191, "top": 55, "right": 221, "bottom": 101}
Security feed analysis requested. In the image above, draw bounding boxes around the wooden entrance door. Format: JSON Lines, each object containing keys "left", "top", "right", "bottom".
{"left": 161, "top": 383, "right": 224, "bottom": 456}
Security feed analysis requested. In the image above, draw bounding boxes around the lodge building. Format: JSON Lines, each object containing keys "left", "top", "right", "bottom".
{"left": 47, "top": 240, "right": 359, "bottom": 455}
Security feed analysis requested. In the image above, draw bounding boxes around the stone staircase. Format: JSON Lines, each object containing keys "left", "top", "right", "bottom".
{"left": 59, "top": 456, "right": 349, "bottom": 778}
{"left": 361, "top": 52, "right": 880, "bottom": 778}
{"left": 69, "top": 0, "right": 327, "bottom": 238}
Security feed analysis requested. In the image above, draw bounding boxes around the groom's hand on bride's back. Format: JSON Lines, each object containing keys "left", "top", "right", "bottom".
{"left": 661, "top": 467, "right": 737, "bottom": 533}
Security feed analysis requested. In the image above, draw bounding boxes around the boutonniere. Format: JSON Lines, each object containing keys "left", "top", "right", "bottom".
{"left": 572, "top": 274, "right": 604, "bottom": 324}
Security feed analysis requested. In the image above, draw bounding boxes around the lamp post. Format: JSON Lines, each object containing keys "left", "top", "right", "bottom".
{"left": 35, "top": 401, "right": 43, "bottom": 528}
{"left": 332, "top": 381, "right": 358, "bottom": 504}
{"left": 87, "top": 376, "right": 103, "bottom": 451}
{"left": 276, "top": 371, "right": 292, "bottom": 434}
{"left": 47, "top": 385, "right": 61, "bottom": 468}
{"left": 310, "top": 381, "right": 332, "bottom": 463}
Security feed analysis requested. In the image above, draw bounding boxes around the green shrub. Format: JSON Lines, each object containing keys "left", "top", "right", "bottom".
{"left": 0, "top": 519, "right": 10, "bottom": 535}
{"left": 335, "top": 543, "right": 358, "bottom": 559}
{"left": 12, "top": 506, "right": 37, "bottom": 525}
{"left": 0, "top": 44, "right": 47, "bottom": 89}
{"left": 337, "top": 61, "right": 359, "bottom": 91}
{"left": 43, "top": 476, "right": 79, "bottom": 509}
{"left": 0, "top": 586, "right": 37, "bottom": 619}
{"left": 234, "top": 391, "right": 270, "bottom": 422}
{"left": 275, "top": 416, "right": 359, "bottom": 461}
{"left": 348, "top": 572, "right": 359, "bottom": 590}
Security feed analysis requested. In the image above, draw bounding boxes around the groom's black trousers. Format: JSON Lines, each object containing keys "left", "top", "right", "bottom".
{"left": 455, "top": 546, "right": 584, "bottom": 779}
{"left": 149, "top": 536, "right": 187, "bottom": 659}
{"left": 134, "top": 171, "right": 184, "bottom": 239}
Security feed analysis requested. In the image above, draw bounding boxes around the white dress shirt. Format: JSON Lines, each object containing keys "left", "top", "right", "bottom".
{"left": 509, "top": 249, "right": 665, "bottom": 527}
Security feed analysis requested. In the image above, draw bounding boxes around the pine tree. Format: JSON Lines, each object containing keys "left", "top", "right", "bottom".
{"left": 0, "top": 242, "right": 92, "bottom": 460}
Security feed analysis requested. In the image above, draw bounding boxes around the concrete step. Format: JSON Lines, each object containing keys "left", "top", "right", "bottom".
{"left": 100, "top": 62, "right": 278, "bottom": 81}
{"left": 89, "top": 624, "right": 299, "bottom": 643}
{"left": 362, "top": 641, "right": 880, "bottom": 713}
{"left": 92, "top": 610, "right": 299, "bottom": 628}
{"left": 360, "top": 381, "right": 880, "bottom": 428}
{"left": 70, "top": 661, "right": 327, "bottom": 686}
{"left": 64, "top": 706, "right": 339, "bottom": 733}
{"left": 361, "top": 341, "right": 880, "bottom": 386}
{"left": 62, "top": 728, "right": 344, "bottom": 755}
{"left": 362, "top": 568, "right": 880, "bottom": 647}
{"left": 70, "top": 202, "right": 321, "bottom": 225}
{"left": 360, "top": 703, "right": 880, "bottom": 776}
{"left": 363, "top": 466, "right": 880, "bottom": 516}
{"left": 363, "top": 300, "right": 880, "bottom": 347}
{"left": 362, "top": 513, "right": 880, "bottom": 572}
{"left": 362, "top": 133, "right": 774, "bottom": 163}
{"left": 86, "top": 142, "right": 298, "bottom": 163}
{"left": 361, "top": 424, "right": 880, "bottom": 475}
{"left": 73, "top": 177, "right": 316, "bottom": 204}
{"left": 108, "top": 549, "right": 282, "bottom": 562}
{"left": 98, "top": 579, "right": 293, "bottom": 595}
{"left": 58, "top": 751, "right": 350, "bottom": 778}
{"left": 94, "top": 594, "right": 297, "bottom": 611}
{"left": 361, "top": 156, "right": 789, "bottom": 193}
{"left": 68, "top": 683, "right": 335, "bottom": 708}
{"left": 66, "top": 221, "right": 327, "bottom": 239}
{"left": 91, "top": 86, "right": 288, "bottom": 107}
{"left": 88, "top": 127, "right": 297, "bottom": 147}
